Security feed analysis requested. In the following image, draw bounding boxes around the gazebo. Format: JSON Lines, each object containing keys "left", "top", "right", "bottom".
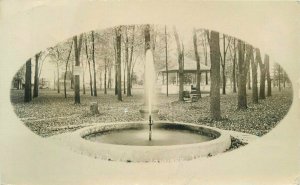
{"left": 158, "top": 56, "right": 210, "bottom": 94}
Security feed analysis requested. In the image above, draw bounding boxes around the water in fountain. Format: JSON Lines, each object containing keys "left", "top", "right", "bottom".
{"left": 86, "top": 128, "right": 212, "bottom": 146}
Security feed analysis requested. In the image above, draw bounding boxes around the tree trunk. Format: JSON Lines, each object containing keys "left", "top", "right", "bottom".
{"left": 24, "top": 58, "right": 32, "bottom": 102}
{"left": 99, "top": 70, "right": 102, "bottom": 90}
{"left": 232, "top": 39, "right": 237, "bottom": 93}
{"left": 82, "top": 70, "right": 86, "bottom": 94}
{"left": 123, "top": 61, "right": 126, "bottom": 95}
{"left": 265, "top": 54, "right": 271, "bottom": 96}
{"left": 222, "top": 66, "right": 226, "bottom": 94}
{"left": 53, "top": 71, "right": 56, "bottom": 90}
{"left": 173, "top": 26, "right": 184, "bottom": 101}
{"left": 247, "top": 70, "right": 251, "bottom": 90}
{"left": 130, "top": 60, "right": 136, "bottom": 89}
{"left": 92, "top": 31, "right": 97, "bottom": 96}
{"left": 209, "top": 31, "right": 221, "bottom": 120}
{"left": 114, "top": 44, "right": 118, "bottom": 95}
{"left": 85, "top": 36, "right": 93, "bottom": 96}
{"left": 233, "top": 59, "right": 237, "bottom": 93}
{"left": 104, "top": 59, "right": 107, "bottom": 94}
{"left": 278, "top": 65, "right": 281, "bottom": 91}
{"left": 204, "top": 48, "right": 208, "bottom": 85}
{"left": 251, "top": 47, "right": 258, "bottom": 103}
{"left": 73, "top": 34, "right": 83, "bottom": 104}
{"left": 64, "top": 69, "right": 67, "bottom": 98}
{"left": 127, "top": 54, "right": 132, "bottom": 96}
{"left": 193, "top": 28, "right": 201, "bottom": 97}
{"left": 115, "top": 64, "right": 118, "bottom": 95}
{"left": 33, "top": 53, "right": 39, "bottom": 98}
{"left": 257, "top": 48, "right": 266, "bottom": 99}
{"left": 165, "top": 25, "right": 169, "bottom": 96}
{"left": 64, "top": 42, "right": 73, "bottom": 98}
{"left": 108, "top": 66, "right": 112, "bottom": 89}
{"left": 237, "top": 42, "right": 249, "bottom": 110}
{"left": 87, "top": 60, "right": 93, "bottom": 96}
{"left": 116, "top": 27, "right": 122, "bottom": 101}
{"left": 127, "top": 26, "right": 135, "bottom": 96}
{"left": 57, "top": 63, "right": 60, "bottom": 93}
{"left": 221, "top": 35, "right": 226, "bottom": 95}
{"left": 204, "top": 31, "right": 209, "bottom": 85}
{"left": 70, "top": 63, "right": 74, "bottom": 90}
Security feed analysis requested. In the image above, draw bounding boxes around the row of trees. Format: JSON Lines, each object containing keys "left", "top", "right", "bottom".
{"left": 206, "top": 31, "right": 278, "bottom": 120}
{"left": 22, "top": 25, "right": 147, "bottom": 103}
{"left": 20, "top": 25, "right": 288, "bottom": 117}
{"left": 168, "top": 28, "right": 286, "bottom": 120}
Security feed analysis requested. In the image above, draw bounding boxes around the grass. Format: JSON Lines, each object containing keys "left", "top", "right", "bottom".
{"left": 10, "top": 87, "right": 293, "bottom": 137}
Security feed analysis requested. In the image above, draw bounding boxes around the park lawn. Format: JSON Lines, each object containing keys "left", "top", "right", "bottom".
{"left": 10, "top": 87, "right": 293, "bottom": 137}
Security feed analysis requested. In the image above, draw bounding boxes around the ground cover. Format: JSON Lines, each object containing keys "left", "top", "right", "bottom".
{"left": 10, "top": 87, "right": 293, "bottom": 138}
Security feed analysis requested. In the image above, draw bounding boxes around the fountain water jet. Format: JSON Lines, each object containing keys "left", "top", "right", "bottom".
{"left": 144, "top": 49, "right": 157, "bottom": 140}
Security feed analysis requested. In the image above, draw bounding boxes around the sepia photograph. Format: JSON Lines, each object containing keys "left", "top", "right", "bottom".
{"left": 0, "top": 1, "right": 299, "bottom": 185}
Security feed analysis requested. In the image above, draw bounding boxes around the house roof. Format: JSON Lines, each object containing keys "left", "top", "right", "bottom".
{"left": 159, "top": 55, "right": 210, "bottom": 73}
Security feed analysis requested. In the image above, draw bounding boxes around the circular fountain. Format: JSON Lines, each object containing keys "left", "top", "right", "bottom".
{"left": 51, "top": 49, "right": 231, "bottom": 162}
{"left": 57, "top": 121, "right": 231, "bottom": 162}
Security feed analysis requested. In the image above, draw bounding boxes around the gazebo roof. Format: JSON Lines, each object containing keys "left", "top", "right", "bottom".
{"left": 159, "top": 55, "right": 210, "bottom": 73}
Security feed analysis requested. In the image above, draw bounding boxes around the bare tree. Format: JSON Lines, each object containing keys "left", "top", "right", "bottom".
{"left": 220, "top": 34, "right": 231, "bottom": 95}
{"left": 278, "top": 64, "right": 281, "bottom": 91}
{"left": 116, "top": 27, "right": 122, "bottom": 101}
{"left": 228, "top": 38, "right": 237, "bottom": 93}
{"left": 24, "top": 58, "right": 32, "bottom": 102}
{"left": 127, "top": 26, "right": 135, "bottom": 96}
{"left": 92, "top": 31, "right": 97, "bottom": 96}
{"left": 108, "top": 65, "right": 112, "bottom": 89}
{"left": 64, "top": 41, "right": 73, "bottom": 98}
{"left": 104, "top": 58, "right": 108, "bottom": 94}
{"left": 193, "top": 28, "right": 201, "bottom": 97}
{"left": 33, "top": 52, "right": 41, "bottom": 98}
{"left": 237, "top": 42, "right": 251, "bottom": 109}
{"left": 173, "top": 26, "right": 184, "bottom": 101}
{"left": 247, "top": 70, "right": 251, "bottom": 90}
{"left": 256, "top": 48, "right": 266, "bottom": 99}
{"left": 114, "top": 40, "right": 118, "bottom": 95}
{"left": 251, "top": 47, "right": 258, "bottom": 103}
{"left": 49, "top": 48, "right": 63, "bottom": 93}
{"left": 85, "top": 35, "right": 93, "bottom": 96}
{"left": 123, "top": 28, "right": 128, "bottom": 95}
{"left": 201, "top": 30, "right": 209, "bottom": 85}
{"left": 13, "top": 64, "right": 26, "bottom": 90}
{"left": 73, "top": 34, "right": 83, "bottom": 104}
{"left": 99, "top": 69, "right": 102, "bottom": 90}
{"left": 49, "top": 44, "right": 72, "bottom": 94}
{"left": 265, "top": 54, "right": 271, "bottom": 96}
{"left": 165, "top": 25, "right": 169, "bottom": 96}
{"left": 208, "top": 31, "right": 221, "bottom": 120}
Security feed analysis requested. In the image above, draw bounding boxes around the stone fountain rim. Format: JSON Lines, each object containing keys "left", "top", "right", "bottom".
{"left": 52, "top": 121, "right": 231, "bottom": 162}
{"left": 71, "top": 121, "right": 229, "bottom": 149}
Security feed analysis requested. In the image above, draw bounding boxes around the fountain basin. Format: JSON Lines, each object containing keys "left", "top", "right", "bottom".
{"left": 55, "top": 122, "right": 231, "bottom": 162}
